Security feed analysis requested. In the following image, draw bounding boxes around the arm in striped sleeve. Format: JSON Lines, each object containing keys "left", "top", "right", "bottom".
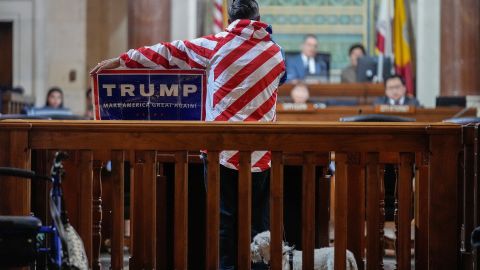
{"left": 119, "top": 35, "right": 219, "bottom": 70}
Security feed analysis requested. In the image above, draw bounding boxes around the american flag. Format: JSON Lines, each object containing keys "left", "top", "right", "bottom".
{"left": 119, "top": 19, "right": 286, "bottom": 172}
{"left": 376, "top": 0, "right": 393, "bottom": 56}
{"left": 375, "top": 0, "right": 393, "bottom": 82}
{"left": 213, "top": 0, "right": 227, "bottom": 34}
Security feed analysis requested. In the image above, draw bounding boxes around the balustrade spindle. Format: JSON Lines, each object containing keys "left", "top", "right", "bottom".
{"left": 347, "top": 152, "right": 365, "bottom": 270}
{"left": 92, "top": 156, "right": 104, "bottom": 270}
{"left": 205, "top": 151, "right": 220, "bottom": 270}
{"left": 270, "top": 151, "right": 284, "bottom": 270}
{"left": 302, "top": 152, "right": 316, "bottom": 270}
{"left": 366, "top": 153, "right": 381, "bottom": 270}
{"left": 335, "top": 152, "right": 348, "bottom": 270}
{"left": 396, "top": 153, "right": 414, "bottom": 270}
{"left": 173, "top": 151, "right": 188, "bottom": 270}
{"left": 238, "top": 151, "right": 252, "bottom": 270}
{"left": 111, "top": 150, "right": 125, "bottom": 269}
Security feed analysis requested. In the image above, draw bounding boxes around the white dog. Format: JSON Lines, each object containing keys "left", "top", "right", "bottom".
{"left": 250, "top": 231, "right": 358, "bottom": 270}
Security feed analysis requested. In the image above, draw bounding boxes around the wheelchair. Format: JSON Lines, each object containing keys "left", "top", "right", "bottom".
{"left": 0, "top": 152, "right": 88, "bottom": 269}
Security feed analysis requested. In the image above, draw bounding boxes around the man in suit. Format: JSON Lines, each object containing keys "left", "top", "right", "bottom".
{"left": 374, "top": 75, "right": 421, "bottom": 106}
{"left": 286, "top": 34, "right": 328, "bottom": 83}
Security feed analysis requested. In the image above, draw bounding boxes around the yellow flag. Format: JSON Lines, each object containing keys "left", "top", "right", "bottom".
{"left": 393, "top": 0, "right": 414, "bottom": 94}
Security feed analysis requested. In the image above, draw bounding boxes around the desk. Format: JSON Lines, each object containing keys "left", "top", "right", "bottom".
{"left": 276, "top": 105, "right": 477, "bottom": 122}
{"left": 278, "top": 83, "right": 384, "bottom": 105}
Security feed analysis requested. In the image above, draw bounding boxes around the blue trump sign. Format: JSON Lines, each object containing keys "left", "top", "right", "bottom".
{"left": 92, "top": 69, "right": 206, "bottom": 120}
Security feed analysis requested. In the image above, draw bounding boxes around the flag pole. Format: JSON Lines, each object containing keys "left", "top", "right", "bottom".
{"left": 377, "top": 54, "right": 384, "bottom": 82}
{"left": 223, "top": 0, "right": 229, "bottom": 28}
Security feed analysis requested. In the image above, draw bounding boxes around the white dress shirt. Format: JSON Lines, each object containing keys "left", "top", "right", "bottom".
{"left": 301, "top": 54, "right": 316, "bottom": 75}
{"left": 389, "top": 96, "right": 405, "bottom": 105}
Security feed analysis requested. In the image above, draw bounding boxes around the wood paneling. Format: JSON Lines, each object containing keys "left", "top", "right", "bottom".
{"left": 428, "top": 135, "right": 461, "bottom": 269}
{"left": 441, "top": 0, "right": 480, "bottom": 96}
{"left": 0, "top": 130, "right": 31, "bottom": 215}
{"left": 0, "top": 22, "right": 13, "bottom": 88}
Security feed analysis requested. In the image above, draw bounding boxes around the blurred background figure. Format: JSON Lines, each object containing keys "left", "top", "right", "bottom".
{"left": 286, "top": 34, "right": 328, "bottom": 84}
{"left": 24, "top": 87, "right": 73, "bottom": 117}
{"left": 290, "top": 84, "right": 310, "bottom": 104}
{"left": 44, "top": 87, "right": 65, "bottom": 109}
{"left": 374, "top": 75, "right": 421, "bottom": 106}
{"left": 341, "top": 44, "right": 366, "bottom": 83}
{"left": 85, "top": 88, "right": 94, "bottom": 119}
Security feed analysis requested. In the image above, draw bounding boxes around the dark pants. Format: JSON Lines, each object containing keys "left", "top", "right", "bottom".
{"left": 203, "top": 156, "right": 270, "bottom": 270}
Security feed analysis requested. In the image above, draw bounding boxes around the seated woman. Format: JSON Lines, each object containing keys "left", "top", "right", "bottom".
{"left": 44, "top": 87, "right": 66, "bottom": 109}
{"left": 27, "top": 87, "right": 72, "bottom": 116}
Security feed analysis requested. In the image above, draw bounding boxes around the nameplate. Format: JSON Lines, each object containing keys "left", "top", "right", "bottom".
{"left": 375, "top": 105, "right": 415, "bottom": 113}
{"left": 280, "top": 103, "right": 310, "bottom": 111}
{"left": 92, "top": 69, "right": 206, "bottom": 120}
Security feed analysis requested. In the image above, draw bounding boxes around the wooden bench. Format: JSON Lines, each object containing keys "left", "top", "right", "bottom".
{"left": 0, "top": 120, "right": 462, "bottom": 270}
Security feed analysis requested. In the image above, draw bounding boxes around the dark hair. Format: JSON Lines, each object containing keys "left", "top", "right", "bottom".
{"left": 303, "top": 34, "right": 317, "bottom": 42}
{"left": 228, "top": 0, "right": 260, "bottom": 21}
{"left": 349, "top": 43, "right": 366, "bottom": 56}
{"left": 46, "top": 87, "right": 64, "bottom": 108}
{"left": 384, "top": 74, "right": 406, "bottom": 87}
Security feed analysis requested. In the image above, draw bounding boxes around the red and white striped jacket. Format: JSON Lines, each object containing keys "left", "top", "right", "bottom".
{"left": 119, "top": 19, "right": 286, "bottom": 172}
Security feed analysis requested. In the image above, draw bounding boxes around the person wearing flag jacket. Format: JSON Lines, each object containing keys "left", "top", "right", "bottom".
{"left": 90, "top": 0, "right": 286, "bottom": 268}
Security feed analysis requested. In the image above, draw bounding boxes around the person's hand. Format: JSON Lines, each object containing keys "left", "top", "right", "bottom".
{"left": 89, "top": 57, "right": 120, "bottom": 75}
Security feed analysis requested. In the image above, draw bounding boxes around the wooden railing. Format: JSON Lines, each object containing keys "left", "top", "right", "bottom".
{"left": 1, "top": 91, "right": 34, "bottom": 114}
{"left": 0, "top": 120, "right": 462, "bottom": 270}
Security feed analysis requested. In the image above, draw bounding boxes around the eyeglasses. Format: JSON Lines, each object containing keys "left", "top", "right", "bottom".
{"left": 386, "top": 84, "right": 404, "bottom": 90}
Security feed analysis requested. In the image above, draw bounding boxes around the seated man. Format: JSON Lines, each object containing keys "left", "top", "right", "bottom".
{"left": 340, "top": 43, "right": 366, "bottom": 83}
{"left": 286, "top": 34, "right": 328, "bottom": 83}
{"left": 374, "top": 75, "right": 421, "bottom": 106}
{"left": 290, "top": 84, "right": 310, "bottom": 104}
